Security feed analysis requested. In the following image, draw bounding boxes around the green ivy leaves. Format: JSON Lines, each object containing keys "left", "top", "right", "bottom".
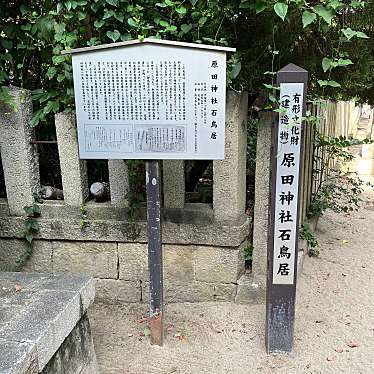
{"left": 180, "top": 24, "right": 192, "bottom": 34}
{"left": 341, "top": 28, "right": 369, "bottom": 40}
{"left": 176, "top": 6, "right": 187, "bottom": 15}
{"left": 0, "top": 0, "right": 371, "bottom": 127}
{"left": 322, "top": 58, "right": 331, "bottom": 72}
{"left": 313, "top": 5, "right": 334, "bottom": 25}
{"left": 23, "top": 204, "right": 41, "bottom": 245}
{"left": 322, "top": 57, "right": 353, "bottom": 72}
{"left": 127, "top": 18, "right": 138, "bottom": 28}
{"left": 106, "top": 30, "right": 121, "bottom": 41}
{"left": 302, "top": 11, "right": 316, "bottom": 28}
{"left": 106, "top": 0, "right": 119, "bottom": 6}
{"left": 94, "top": 20, "right": 105, "bottom": 28}
{"left": 318, "top": 80, "right": 341, "bottom": 88}
{"left": 274, "top": 3, "right": 288, "bottom": 21}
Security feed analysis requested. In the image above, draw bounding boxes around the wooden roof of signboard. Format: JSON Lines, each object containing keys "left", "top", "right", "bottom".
{"left": 62, "top": 38, "right": 236, "bottom": 55}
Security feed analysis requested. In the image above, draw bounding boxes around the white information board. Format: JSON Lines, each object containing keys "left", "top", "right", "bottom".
{"left": 70, "top": 40, "right": 232, "bottom": 160}
{"left": 272, "top": 82, "right": 304, "bottom": 285}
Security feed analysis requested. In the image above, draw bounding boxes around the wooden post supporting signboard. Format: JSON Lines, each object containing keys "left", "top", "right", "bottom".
{"left": 266, "top": 63, "right": 308, "bottom": 353}
{"left": 146, "top": 160, "right": 164, "bottom": 346}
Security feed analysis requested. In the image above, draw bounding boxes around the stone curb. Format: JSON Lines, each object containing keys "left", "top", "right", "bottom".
{"left": 0, "top": 272, "right": 95, "bottom": 373}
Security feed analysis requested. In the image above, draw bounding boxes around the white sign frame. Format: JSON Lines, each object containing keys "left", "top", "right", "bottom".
{"left": 272, "top": 82, "right": 304, "bottom": 285}
{"left": 66, "top": 39, "right": 235, "bottom": 160}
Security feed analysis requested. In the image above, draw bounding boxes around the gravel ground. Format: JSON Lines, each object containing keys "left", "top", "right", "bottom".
{"left": 90, "top": 193, "right": 374, "bottom": 374}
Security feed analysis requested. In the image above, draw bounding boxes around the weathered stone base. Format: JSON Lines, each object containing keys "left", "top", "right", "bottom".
{"left": 42, "top": 314, "right": 98, "bottom": 374}
{"left": 0, "top": 228, "right": 317, "bottom": 305}
{"left": 235, "top": 233, "right": 316, "bottom": 304}
{"left": 96, "top": 278, "right": 237, "bottom": 304}
{"left": 0, "top": 238, "right": 247, "bottom": 303}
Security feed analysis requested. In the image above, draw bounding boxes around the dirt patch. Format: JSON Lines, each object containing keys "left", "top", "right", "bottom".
{"left": 90, "top": 198, "right": 374, "bottom": 374}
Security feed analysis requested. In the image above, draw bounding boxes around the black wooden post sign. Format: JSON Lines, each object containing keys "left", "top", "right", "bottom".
{"left": 64, "top": 39, "right": 234, "bottom": 346}
{"left": 266, "top": 63, "right": 308, "bottom": 353}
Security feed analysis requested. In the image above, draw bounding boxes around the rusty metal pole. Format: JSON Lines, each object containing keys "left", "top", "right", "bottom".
{"left": 145, "top": 160, "right": 164, "bottom": 346}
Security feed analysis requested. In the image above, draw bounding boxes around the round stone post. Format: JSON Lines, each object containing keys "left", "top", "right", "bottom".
{"left": 108, "top": 160, "right": 129, "bottom": 207}
{"left": 163, "top": 160, "right": 185, "bottom": 209}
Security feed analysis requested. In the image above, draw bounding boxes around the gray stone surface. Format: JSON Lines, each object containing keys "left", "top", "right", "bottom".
{"left": 95, "top": 279, "right": 142, "bottom": 303}
{"left": 0, "top": 339, "right": 38, "bottom": 374}
{"left": 36, "top": 274, "right": 95, "bottom": 312}
{"left": 0, "top": 272, "right": 45, "bottom": 290}
{"left": 118, "top": 243, "right": 194, "bottom": 283}
{"left": 41, "top": 314, "right": 98, "bottom": 374}
{"left": 108, "top": 160, "right": 129, "bottom": 207}
{"left": 194, "top": 245, "right": 244, "bottom": 284}
{"left": 213, "top": 91, "right": 248, "bottom": 223}
{"left": 146, "top": 280, "right": 237, "bottom": 303}
{"left": 22, "top": 240, "right": 53, "bottom": 273}
{"left": 0, "top": 87, "right": 40, "bottom": 215}
{"left": 0, "top": 290, "right": 81, "bottom": 371}
{"left": 0, "top": 271, "right": 95, "bottom": 297}
{"left": 0, "top": 215, "right": 250, "bottom": 247}
{"left": 55, "top": 112, "right": 89, "bottom": 206}
{"left": 118, "top": 243, "right": 147, "bottom": 281}
{"left": 163, "top": 160, "right": 185, "bottom": 208}
{"left": 235, "top": 273, "right": 266, "bottom": 304}
{"left": 0, "top": 239, "right": 30, "bottom": 272}
{"left": 251, "top": 111, "right": 273, "bottom": 285}
{"left": 164, "top": 245, "right": 194, "bottom": 282}
{"left": 0, "top": 272, "right": 95, "bottom": 373}
{"left": 1, "top": 200, "right": 215, "bottom": 224}
{"left": 98, "top": 278, "right": 237, "bottom": 304}
{"left": 52, "top": 241, "right": 118, "bottom": 279}
{"left": 0, "top": 198, "right": 10, "bottom": 216}
{"left": 165, "top": 280, "right": 237, "bottom": 303}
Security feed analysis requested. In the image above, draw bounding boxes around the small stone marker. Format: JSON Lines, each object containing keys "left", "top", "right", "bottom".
{"left": 266, "top": 63, "right": 308, "bottom": 353}
{"left": 64, "top": 38, "right": 234, "bottom": 346}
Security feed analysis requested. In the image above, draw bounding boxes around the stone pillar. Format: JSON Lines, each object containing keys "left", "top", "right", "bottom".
{"left": 0, "top": 87, "right": 40, "bottom": 215}
{"left": 108, "top": 160, "right": 129, "bottom": 207}
{"left": 163, "top": 160, "right": 185, "bottom": 208}
{"left": 251, "top": 111, "right": 273, "bottom": 284}
{"left": 55, "top": 112, "right": 88, "bottom": 206}
{"left": 213, "top": 90, "right": 248, "bottom": 223}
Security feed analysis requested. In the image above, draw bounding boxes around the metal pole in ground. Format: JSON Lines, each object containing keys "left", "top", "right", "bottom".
{"left": 145, "top": 160, "right": 164, "bottom": 346}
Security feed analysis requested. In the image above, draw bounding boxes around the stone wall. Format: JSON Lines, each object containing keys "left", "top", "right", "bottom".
{"left": 0, "top": 88, "right": 250, "bottom": 304}
{"left": 0, "top": 214, "right": 248, "bottom": 303}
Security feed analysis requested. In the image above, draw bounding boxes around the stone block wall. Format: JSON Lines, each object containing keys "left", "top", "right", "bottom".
{"left": 0, "top": 238, "right": 246, "bottom": 303}
{"left": 0, "top": 230, "right": 247, "bottom": 304}
{"left": 0, "top": 88, "right": 250, "bottom": 304}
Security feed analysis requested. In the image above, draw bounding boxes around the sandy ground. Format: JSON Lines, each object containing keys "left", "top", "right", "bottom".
{"left": 90, "top": 193, "right": 374, "bottom": 374}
